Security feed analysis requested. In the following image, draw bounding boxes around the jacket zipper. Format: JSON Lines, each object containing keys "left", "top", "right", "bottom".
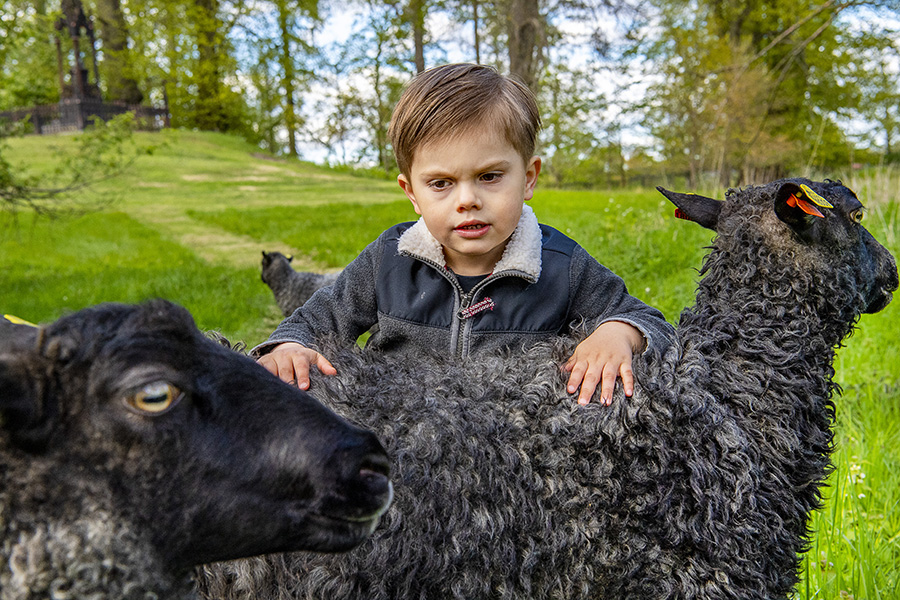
{"left": 453, "top": 273, "right": 528, "bottom": 360}
{"left": 403, "top": 254, "right": 533, "bottom": 360}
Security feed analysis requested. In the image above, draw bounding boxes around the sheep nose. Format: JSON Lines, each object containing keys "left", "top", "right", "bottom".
{"left": 356, "top": 451, "right": 392, "bottom": 507}
{"left": 326, "top": 432, "right": 393, "bottom": 521}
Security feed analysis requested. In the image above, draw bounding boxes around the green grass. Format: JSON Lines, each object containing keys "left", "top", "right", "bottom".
{"left": 187, "top": 200, "right": 417, "bottom": 269}
{"left": 2, "top": 130, "right": 898, "bottom": 598}
{"left": 0, "top": 210, "right": 274, "bottom": 340}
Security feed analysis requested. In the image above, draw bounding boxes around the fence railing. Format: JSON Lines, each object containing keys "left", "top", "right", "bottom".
{"left": 0, "top": 99, "right": 169, "bottom": 134}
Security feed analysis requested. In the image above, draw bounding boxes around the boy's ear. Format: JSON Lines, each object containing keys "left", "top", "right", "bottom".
{"left": 524, "top": 156, "right": 541, "bottom": 201}
{"left": 397, "top": 174, "right": 422, "bottom": 215}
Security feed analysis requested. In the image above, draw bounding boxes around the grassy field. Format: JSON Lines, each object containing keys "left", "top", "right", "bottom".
{"left": 2, "top": 130, "right": 898, "bottom": 598}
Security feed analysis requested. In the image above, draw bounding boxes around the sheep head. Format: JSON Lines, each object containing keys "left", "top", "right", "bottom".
{"left": 0, "top": 300, "right": 392, "bottom": 575}
{"left": 261, "top": 250, "right": 294, "bottom": 284}
{"left": 658, "top": 179, "right": 898, "bottom": 318}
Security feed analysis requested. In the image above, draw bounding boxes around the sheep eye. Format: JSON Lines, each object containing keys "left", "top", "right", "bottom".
{"left": 127, "top": 381, "right": 181, "bottom": 415}
{"left": 849, "top": 209, "right": 864, "bottom": 224}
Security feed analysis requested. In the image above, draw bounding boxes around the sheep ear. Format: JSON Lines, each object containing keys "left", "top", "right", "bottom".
{"left": 0, "top": 356, "right": 40, "bottom": 433}
{"left": 774, "top": 182, "right": 833, "bottom": 232}
{"left": 0, "top": 329, "right": 56, "bottom": 450}
{"left": 656, "top": 187, "right": 723, "bottom": 231}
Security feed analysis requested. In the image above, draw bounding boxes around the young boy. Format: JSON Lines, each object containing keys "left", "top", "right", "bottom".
{"left": 254, "top": 63, "right": 674, "bottom": 405}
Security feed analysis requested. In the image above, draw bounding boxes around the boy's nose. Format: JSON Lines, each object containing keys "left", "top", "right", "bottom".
{"left": 456, "top": 182, "right": 482, "bottom": 211}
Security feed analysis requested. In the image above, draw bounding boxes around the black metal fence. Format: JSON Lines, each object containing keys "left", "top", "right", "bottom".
{"left": 0, "top": 98, "right": 169, "bottom": 134}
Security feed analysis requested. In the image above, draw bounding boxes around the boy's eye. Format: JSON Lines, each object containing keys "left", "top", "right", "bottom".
{"left": 429, "top": 180, "right": 450, "bottom": 190}
{"left": 481, "top": 172, "right": 501, "bottom": 183}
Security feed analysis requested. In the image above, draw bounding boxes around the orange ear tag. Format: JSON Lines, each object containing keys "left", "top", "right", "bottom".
{"left": 786, "top": 193, "right": 825, "bottom": 218}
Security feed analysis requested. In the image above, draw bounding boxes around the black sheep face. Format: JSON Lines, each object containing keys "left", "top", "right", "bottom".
{"left": 0, "top": 300, "right": 392, "bottom": 574}
{"left": 659, "top": 178, "right": 898, "bottom": 318}
{"left": 261, "top": 250, "right": 293, "bottom": 284}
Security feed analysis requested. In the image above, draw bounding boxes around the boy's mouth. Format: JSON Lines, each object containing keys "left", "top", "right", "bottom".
{"left": 454, "top": 221, "right": 490, "bottom": 238}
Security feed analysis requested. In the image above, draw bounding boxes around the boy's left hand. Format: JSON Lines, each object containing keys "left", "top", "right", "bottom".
{"left": 562, "top": 321, "right": 645, "bottom": 406}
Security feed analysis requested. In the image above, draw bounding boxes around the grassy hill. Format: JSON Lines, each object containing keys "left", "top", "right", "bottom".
{"left": 2, "top": 130, "right": 407, "bottom": 342}
{"left": 2, "top": 130, "right": 898, "bottom": 598}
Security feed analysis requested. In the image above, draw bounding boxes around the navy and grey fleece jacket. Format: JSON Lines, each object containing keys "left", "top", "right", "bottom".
{"left": 253, "top": 205, "right": 674, "bottom": 360}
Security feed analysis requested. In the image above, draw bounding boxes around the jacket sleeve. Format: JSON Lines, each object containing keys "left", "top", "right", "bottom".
{"left": 567, "top": 245, "right": 676, "bottom": 357}
{"left": 250, "top": 234, "right": 384, "bottom": 358}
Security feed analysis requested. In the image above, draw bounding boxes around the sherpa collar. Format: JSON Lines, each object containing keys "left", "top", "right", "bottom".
{"left": 397, "top": 204, "right": 543, "bottom": 281}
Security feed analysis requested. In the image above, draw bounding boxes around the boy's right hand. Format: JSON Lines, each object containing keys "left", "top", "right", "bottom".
{"left": 257, "top": 342, "right": 337, "bottom": 390}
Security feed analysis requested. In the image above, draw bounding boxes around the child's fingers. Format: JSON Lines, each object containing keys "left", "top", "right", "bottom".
{"left": 269, "top": 353, "right": 303, "bottom": 387}
{"left": 566, "top": 361, "right": 583, "bottom": 393}
{"left": 619, "top": 361, "right": 635, "bottom": 397}
{"left": 577, "top": 368, "right": 603, "bottom": 406}
{"left": 315, "top": 354, "right": 338, "bottom": 377}
{"left": 291, "top": 354, "right": 313, "bottom": 390}
{"left": 598, "top": 363, "right": 619, "bottom": 406}
{"left": 295, "top": 353, "right": 338, "bottom": 390}
{"left": 257, "top": 354, "right": 280, "bottom": 378}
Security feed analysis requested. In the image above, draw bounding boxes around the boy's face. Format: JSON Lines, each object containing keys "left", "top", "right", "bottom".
{"left": 397, "top": 127, "right": 541, "bottom": 276}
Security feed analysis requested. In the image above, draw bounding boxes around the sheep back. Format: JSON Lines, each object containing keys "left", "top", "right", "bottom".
{"left": 199, "top": 339, "right": 762, "bottom": 599}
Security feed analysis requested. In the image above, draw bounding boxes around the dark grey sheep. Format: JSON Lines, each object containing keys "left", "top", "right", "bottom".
{"left": 261, "top": 251, "right": 341, "bottom": 317}
{"left": 0, "top": 300, "right": 392, "bottom": 600}
{"left": 198, "top": 179, "right": 897, "bottom": 599}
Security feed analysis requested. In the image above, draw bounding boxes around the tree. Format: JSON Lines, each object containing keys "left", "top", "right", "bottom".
{"left": 848, "top": 28, "right": 900, "bottom": 161}
{"left": 191, "top": 0, "right": 229, "bottom": 130}
{"left": 404, "top": 0, "right": 427, "bottom": 72}
{"left": 126, "top": 0, "right": 253, "bottom": 134}
{"left": 307, "top": 1, "right": 410, "bottom": 170}
{"left": 94, "top": 0, "right": 143, "bottom": 104}
{"left": 236, "top": 0, "right": 320, "bottom": 157}
{"left": 507, "top": 0, "right": 546, "bottom": 90}
{"left": 635, "top": 0, "right": 893, "bottom": 184}
{"left": 0, "top": 1, "right": 59, "bottom": 109}
{"left": 539, "top": 62, "right": 611, "bottom": 186}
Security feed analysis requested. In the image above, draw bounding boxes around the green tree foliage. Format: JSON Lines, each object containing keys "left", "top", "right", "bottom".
{"left": 2, "top": 0, "right": 896, "bottom": 180}
{"left": 846, "top": 27, "right": 900, "bottom": 161}
{"left": 0, "top": 2, "right": 60, "bottom": 109}
{"left": 539, "top": 62, "right": 616, "bottom": 186}
{"left": 303, "top": 1, "right": 410, "bottom": 170}
{"left": 234, "top": 0, "right": 321, "bottom": 156}
{"left": 638, "top": 0, "right": 898, "bottom": 185}
{"left": 117, "top": 0, "right": 255, "bottom": 135}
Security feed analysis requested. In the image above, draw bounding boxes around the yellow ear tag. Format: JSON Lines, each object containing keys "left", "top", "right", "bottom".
{"left": 3, "top": 314, "right": 38, "bottom": 327}
{"left": 799, "top": 184, "right": 834, "bottom": 208}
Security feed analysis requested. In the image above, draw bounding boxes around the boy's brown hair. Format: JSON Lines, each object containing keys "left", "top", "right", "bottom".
{"left": 388, "top": 63, "right": 541, "bottom": 176}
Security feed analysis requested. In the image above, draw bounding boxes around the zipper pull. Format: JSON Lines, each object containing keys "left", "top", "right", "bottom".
{"left": 458, "top": 297, "right": 495, "bottom": 319}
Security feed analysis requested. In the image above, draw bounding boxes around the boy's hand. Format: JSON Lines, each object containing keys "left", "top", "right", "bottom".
{"left": 562, "top": 321, "right": 644, "bottom": 406}
{"left": 257, "top": 341, "right": 337, "bottom": 390}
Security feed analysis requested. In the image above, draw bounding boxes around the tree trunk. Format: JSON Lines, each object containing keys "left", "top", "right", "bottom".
{"left": 277, "top": 0, "right": 299, "bottom": 157}
{"left": 95, "top": 0, "right": 143, "bottom": 104}
{"left": 193, "top": 0, "right": 225, "bottom": 130}
{"left": 507, "top": 0, "right": 543, "bottom": 91}
{"left": 472, "top": 0, "right": 480, "bottom": 63}
{"left": 408, "top": 0, "right": 426, "bottom": 73}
